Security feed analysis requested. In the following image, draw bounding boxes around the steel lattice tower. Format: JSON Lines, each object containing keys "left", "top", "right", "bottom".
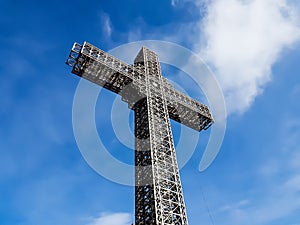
{"left": 66, "top": 42, "right": 214, "bottom": 225}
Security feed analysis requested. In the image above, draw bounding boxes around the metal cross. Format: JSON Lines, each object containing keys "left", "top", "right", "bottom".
{"left": 66, "top": 42, "right": 214, "bottom": 225}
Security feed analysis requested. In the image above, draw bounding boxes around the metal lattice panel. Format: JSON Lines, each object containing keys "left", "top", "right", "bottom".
{"left": 66, "top": 42, "right": 214, "bottom": 225}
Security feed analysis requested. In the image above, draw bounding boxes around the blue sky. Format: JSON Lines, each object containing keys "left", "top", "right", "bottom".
{"left": 1, "top": 0, "right": 300, "bottom": 225}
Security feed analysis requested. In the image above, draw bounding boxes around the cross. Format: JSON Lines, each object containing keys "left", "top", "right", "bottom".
{"left": 66, "top": 42, "right": 214, "bottom": 225}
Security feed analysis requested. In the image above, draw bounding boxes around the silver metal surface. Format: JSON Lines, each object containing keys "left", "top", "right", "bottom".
{"left": 66, "top": 42, "right": 214, "bottom": 225}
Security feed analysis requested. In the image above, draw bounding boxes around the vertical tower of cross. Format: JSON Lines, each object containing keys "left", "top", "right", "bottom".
{"left": 66, "top": 42, "right": 214, "bottom": 225}
{"left": 134, "top": 48, "right": 188, "bottom": 225}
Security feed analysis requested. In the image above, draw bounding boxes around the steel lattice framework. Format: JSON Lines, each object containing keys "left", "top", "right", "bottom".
{"left": 66, "top": 42, "right": 214, "bottom": 225}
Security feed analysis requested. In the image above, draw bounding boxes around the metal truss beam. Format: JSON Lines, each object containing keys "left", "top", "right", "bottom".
{"left": 66, "top": 42, "right": 214, "bottom": 132}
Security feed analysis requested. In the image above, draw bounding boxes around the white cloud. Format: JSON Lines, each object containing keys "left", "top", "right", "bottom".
{"left": 197, "top": 0, "right": 300, "bottom": 114}
{"left": 101, "top": 13, "right": 112, "bottom": 38}
{"left": 86, "top": 212, "right": 132, "bottom": 225}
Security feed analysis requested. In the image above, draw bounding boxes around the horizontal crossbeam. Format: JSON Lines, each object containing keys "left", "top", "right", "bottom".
{"left": 66, "top": 42, "right": 214, "bottom": 131}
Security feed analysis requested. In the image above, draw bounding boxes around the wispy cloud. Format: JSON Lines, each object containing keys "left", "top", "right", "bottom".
{"left": 214, "top": 173, "right": 300, "bottom": 225}
{"left": 197, "top": 0, "right": 300, "bottom": 114}
{"left": 226, "top": 180, "right": 300, "bottom": 225}
{"left": 213, "top": 116, "right": 300, "bottom": 225}
{"left": 86, "top": 212, "right": 132, "bottom": 225}
{"left": 101, "top": 13, "right": 113, "bottom": 39}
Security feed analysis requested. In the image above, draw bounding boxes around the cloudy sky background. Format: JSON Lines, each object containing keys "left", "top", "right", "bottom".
{"left": 1, "top": 0, "right": 300, "bottom": 224}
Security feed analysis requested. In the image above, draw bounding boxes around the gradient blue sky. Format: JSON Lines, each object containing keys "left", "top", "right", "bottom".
{"left": 1, "top": 0, "right": 300, "bottom": 225}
